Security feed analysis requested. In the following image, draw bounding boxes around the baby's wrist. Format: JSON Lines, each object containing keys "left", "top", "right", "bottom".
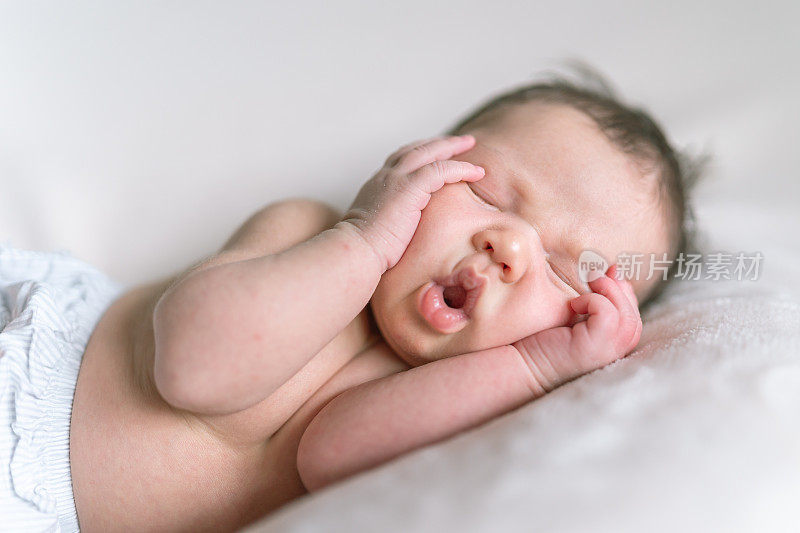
{"left": 332, "top": 219, "right": 390, "bottom": 275}
{"left": 509, "top": 342, "right": 552, "bottom": 397}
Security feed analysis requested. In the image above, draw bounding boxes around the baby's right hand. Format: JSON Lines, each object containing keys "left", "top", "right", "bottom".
{"left": 512, "top": 265, "right": 642, "bottom": 394}
{"left": 339, "top": 135, "right": 485, "bottom": 272}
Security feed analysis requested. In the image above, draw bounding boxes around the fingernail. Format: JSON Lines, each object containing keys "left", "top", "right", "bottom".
{"left": 476, "top": 166, "right": 485, "bottom": 174}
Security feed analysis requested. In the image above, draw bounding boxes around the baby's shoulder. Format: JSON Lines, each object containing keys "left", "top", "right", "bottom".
{"left": 221, "top": 197, "right": 342, "bottom": 255}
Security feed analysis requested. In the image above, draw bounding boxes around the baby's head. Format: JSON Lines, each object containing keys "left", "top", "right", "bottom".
{"left": 370, "top": 69, "right": 698, "bottom": 366}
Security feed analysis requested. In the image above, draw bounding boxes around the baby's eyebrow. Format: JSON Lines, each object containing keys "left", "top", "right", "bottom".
{"left": 481, "top": 143, "right": 508, "bottom": 161}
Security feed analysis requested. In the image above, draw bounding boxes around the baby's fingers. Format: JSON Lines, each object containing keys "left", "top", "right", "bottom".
{"left": 586, "top": 269, "right": 640, "bottom": 353}
{"left": 406, "top": 160, "right": 485, "bottom": 196}
{"left": 607, "top": 265, "right": 642, "bottom": 351}
{"left": 608, "top": 264, "right": 640, "bottom": 317}
{"left": 391, "top": 135, "right": 476, "bottom": 173}
{"left": 385, "top": 136, "right": 444, "bottom": 167}
{"left": 569, "top": 291, "right": 617, "bottom": 337}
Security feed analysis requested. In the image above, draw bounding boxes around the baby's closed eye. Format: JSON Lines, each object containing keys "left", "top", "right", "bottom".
{"left": 466, "top": 183, "right": 500, "bottom": 211}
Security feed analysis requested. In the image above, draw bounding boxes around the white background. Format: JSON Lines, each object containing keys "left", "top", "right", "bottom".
{"left": 1, "top": 1, "right": 798, "bottom": 286}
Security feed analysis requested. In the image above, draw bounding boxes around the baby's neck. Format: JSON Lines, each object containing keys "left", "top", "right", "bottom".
{"left": 359, "top": 302, "right": 383, "bottom": 353}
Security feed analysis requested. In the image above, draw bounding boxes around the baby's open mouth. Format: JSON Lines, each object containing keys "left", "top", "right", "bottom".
{"left": 442, "top": 285, "right": 467, "bottom": 309}
{"left": 417, "top": 267, "right": 487, "bottom": 334}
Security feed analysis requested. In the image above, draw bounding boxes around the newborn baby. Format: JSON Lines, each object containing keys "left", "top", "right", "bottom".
{"left": 0, "top": 75, "right": 690, "bottom": 532}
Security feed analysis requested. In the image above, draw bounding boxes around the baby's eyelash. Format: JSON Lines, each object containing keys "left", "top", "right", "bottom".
{"left": 467, "top": 184, "right": 498, "bottom": 209}
{"left": 546, "top": 255, "right": 575, "bottom": 291}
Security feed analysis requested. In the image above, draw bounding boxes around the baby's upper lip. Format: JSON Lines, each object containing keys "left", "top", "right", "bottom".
{"left": 433, "top": 266, "right": 488, "bottom": 316}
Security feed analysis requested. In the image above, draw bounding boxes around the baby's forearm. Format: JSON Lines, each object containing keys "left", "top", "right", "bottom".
{"left": 153, "top": 221, "right": 383, "bottom": 414}
{"left": 296, "top": 345, "right": 543, "bottom": 491}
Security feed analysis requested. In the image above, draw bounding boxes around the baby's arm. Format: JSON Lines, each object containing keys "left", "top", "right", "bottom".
{"left": 296, "top": 345, "right": 540, "bottom": 491}
{"left": 296, "top": 268, "right": 641, "bottom": 491}
{"left": 152, "top": 213, "right": 384, "bottom": 415}
{"left": 152, "top": 136, "right": 484, "bottom": 416}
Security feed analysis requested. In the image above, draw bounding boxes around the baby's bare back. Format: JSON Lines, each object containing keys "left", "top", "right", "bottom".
{"left": 69, "top": 200, "right": 406, "bottom": 532}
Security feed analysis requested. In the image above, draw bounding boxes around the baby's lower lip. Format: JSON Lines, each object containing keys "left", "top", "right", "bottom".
{"left": 416, "top": 282, "right": 470, "bottom": 334}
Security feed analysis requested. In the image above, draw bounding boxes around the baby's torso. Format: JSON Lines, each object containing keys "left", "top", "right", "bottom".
{"left": 69, "top": 278, "right": 408, "bottom": 532}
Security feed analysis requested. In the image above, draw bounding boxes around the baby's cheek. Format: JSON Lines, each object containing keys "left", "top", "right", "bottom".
{"left": 550, "top": 294, "right": 579, "bottom": 328}
{"left": 506, "top": 293, "right": 572, "bottom": 338}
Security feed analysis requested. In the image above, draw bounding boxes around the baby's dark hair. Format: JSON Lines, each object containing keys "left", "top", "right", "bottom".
{"left": 444, "top": 61, "right": 707, "bottom": 312}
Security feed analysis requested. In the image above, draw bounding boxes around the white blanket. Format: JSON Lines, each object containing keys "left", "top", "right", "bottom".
{"left": 246, "top": 199, "right": 800, "bottom": 532}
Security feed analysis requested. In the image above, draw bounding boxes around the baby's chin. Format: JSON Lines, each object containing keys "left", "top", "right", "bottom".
{"left": 369, "top": 303, "right": 455, "bottom": 367}
{"left": 375, "top": 321, "right": 438, "bottom": 367}
{"left": 371, "top": 309, "right": 508, "bottom": 368}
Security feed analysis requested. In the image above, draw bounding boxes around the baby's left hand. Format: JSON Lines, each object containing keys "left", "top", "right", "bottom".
{"left": 512, "top": 264, "right": 642, "bottom": 394}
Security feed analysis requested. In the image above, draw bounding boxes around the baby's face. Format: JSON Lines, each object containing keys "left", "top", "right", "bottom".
{"left": 370, "top": 102, "right": 668, "bottom": 366}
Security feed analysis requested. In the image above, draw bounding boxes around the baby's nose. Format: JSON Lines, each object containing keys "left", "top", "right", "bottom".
{"left": 472, "top": 228, "right": 530, "bottom": 284}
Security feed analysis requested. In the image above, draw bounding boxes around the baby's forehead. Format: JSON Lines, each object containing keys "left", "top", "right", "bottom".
{"left": 465, "top": 137, "right": 655, "bottom": 213}
{"left": 469, "top": 105, "right": 658, "bottom": 202}
{"left": 468, "top": 101, "right": 600, "bottom": 143}
{"left": 471, "top": 103, "right": 626, "bottom": 165}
